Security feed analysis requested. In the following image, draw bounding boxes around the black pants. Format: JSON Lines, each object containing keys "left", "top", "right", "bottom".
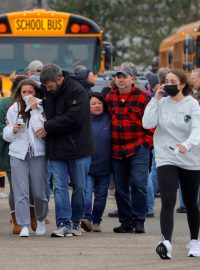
{"left": 0, "top": 176, "right": 5, "bottom": 188}
{"left": 157, "top": 165, "right": 200, "bottom": 242}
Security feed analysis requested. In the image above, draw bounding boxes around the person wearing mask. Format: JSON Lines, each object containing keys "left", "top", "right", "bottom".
{"left": 143, "top": 68, "right": 200, "bottom": 259}
{"left": 106, "top": 65, "right": 153, "bottom": 234}
{"left": 27, "top": 60, "right": 44, "bottom": 85}
{"left": 3, "top": 79, "right": 48, "bottom": 237}
{"left": 81, "top": 92, "right": 111, "bottom": 232}
{"left": 36, "top": 64, "right": 93, "bottom": 237}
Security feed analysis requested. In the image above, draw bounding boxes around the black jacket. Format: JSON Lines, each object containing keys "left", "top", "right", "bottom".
{"left": 42, "top": 75, "right": 94, "bottom": 160}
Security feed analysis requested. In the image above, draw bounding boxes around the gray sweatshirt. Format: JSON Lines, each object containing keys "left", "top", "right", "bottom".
{"left": 142, "top": 96, "right": 200, "bottom": 170}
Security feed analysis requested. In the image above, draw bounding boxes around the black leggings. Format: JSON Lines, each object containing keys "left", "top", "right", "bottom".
{"left": 157, "top": 165, "right": 200, "bottom": 242}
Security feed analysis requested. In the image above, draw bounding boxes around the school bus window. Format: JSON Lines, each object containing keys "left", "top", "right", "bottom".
{"left": 67, "top": 44, "right": 88, "bottom": 67}
{"left": 93, "top": 39, "right": 101, "bottom": 74}
{"left": 0, "top": 37, "right": 98, "bottom": 73}
{"left": 24, "top": 44, "right": 57, "bottom": 63}
{"left": 0, "top": 44, "right": 13, "bottom": 59}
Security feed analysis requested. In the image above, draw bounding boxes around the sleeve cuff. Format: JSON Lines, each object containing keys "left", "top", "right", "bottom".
{"left": 181, "top": 142, "right": 192, "bottom": 151}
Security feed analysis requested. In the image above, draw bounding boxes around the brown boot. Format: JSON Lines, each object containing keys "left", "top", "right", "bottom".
{"left": 11, "top": 212, "right": 21, "bottom": 234}
{"left": 30, "top": 206, "right": 37, "bottom": 231}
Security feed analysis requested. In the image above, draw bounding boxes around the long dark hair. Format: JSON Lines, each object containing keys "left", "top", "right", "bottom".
{"left": 168, "top": 68, "right": 192, "bottom": 96}
{"left": 10, "top": 75, "right": 28, "bottom": 95}
{"left": 11, "top": 79, "right": 40, "bottom": 122}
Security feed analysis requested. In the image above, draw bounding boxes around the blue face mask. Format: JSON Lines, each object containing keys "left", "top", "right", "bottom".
{"left": 164, "top": 84, "right": 180, "bottom": 97}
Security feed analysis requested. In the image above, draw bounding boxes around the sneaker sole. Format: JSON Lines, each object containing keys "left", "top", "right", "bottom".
{"left": 156, "top": 242, "right": 171, "bottom": 259}
{"left": 51, "top": 233, "right": 73, "bottom": 237}
{"left": 36, "top": 231, "right": 46, "bottom": 236}
{"left": 188, "top": 253, "right": 200, "bottom": 257}
{"left": 134, "top": 229, "right": 145, "bottom": 234}
{"left": 72, "top": 232, "right": 82, "bottom": 236}
{"left": 113, "top": 229, "right": 134, "bottom": 233}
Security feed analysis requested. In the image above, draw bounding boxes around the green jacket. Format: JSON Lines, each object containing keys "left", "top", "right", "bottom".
{"left": 0, "top": 97, "right": 12, "bottom": 171}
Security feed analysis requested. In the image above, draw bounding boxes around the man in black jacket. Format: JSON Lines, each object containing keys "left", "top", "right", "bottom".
{"left": 36, "top": 64, "right": 93, "bottom": 237}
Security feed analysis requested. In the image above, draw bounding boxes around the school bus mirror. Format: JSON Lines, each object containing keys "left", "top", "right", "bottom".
{"left": 184, "top": 38, "right": 195, "bottom": 54}
{"left": 183, "top": 62, "right": 193, "bottom": 71}
{"left": 104, "top": 45, "right": 116, "bottom": 70}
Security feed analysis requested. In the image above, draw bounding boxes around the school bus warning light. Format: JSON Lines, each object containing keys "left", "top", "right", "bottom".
{"left": 70, "top": 23, "right": 91, "bottom": 34}
{"left": 0, "top": 23, "right": 7, "bottom": 33}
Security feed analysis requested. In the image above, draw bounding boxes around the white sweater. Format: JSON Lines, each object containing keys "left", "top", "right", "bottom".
{"left": 142, "top": 96, "right": 200, "bottom": 170}
{"left": 3, "top": 102, "right": 45, "bottom": 160}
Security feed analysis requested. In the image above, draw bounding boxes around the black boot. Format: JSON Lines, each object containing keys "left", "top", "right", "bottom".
{"left": 133, "top": 220, "right": 145, "bottom": 234}
{"left": 113, "top": 223, "right": 133, "bottom": 233}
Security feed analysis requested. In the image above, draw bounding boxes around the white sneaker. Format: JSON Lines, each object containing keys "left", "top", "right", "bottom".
{"left": 72, "top": 223, "right": 82, "bottom": 236}
{"left": 19, "top": 227, "right": 29, "bottom": 237}
{"left": 36, "top": 220, "right": 46, "bottom": 236}
{"left": 156, "top": 239, "right": 172, "bottom": 259}
{"left": 51, "top": 226, "right": 73, "bottom": 237}
{"left": 187, "top": 239, "right": 200, "bottom": 257}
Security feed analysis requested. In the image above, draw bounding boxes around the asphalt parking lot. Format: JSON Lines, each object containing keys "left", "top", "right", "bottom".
{"left": 0, "top": 188, "right": 199, "bottom": 270}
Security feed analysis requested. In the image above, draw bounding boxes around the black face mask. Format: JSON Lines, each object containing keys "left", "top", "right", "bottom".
{"left": 164, "top": 84, "right": 180, "bottom": 97}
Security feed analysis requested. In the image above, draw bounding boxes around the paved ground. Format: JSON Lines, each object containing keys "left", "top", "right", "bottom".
{"left": 0, "top": 189, "right": 199, "bottom": 270}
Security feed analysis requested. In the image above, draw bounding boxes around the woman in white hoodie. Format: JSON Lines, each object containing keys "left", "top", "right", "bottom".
{"left": 3, "top": 79, "right": 48, "bottom": 237}
{"left": 142, "top": 69, "right": 200, "bottom": 259}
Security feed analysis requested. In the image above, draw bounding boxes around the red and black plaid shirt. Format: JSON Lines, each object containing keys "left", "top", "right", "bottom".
{"left": 106, "top": 86, "right": 153, "bottom": 159}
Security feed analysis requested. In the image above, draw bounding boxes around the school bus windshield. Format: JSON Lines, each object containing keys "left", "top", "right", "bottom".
{"left": 0, "top": 36, "right": 100, "bottom": 74}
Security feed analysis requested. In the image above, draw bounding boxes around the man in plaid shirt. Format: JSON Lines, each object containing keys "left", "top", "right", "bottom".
{"left": 106, "top": 65, "right": 153, "bottom": 233}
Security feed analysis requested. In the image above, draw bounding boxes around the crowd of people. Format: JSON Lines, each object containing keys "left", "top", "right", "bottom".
{"left": 0, "top": 59, "right": 200, "bottom": 260}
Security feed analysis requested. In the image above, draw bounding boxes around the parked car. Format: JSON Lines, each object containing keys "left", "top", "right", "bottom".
{"left": 91, "top": 77, "right": 110, "bottom": 93}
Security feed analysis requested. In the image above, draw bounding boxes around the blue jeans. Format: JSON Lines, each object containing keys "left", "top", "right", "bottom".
{"left": 147, "top": 149, "right": 157, "bottom": 214}
{"left": 46, "top": 160, "right": 53, "bottom": 201}
{"left": 84, "top": 174, "right": 110, "bottom": 224}
{"left": 49, "top": 156, "right": 91, "bottom": 227}
{"left": 112, "top": 145, "right": 150, "bottom": 224}
{"left": 147, "top": 173, "right": 154, "bottom": 214}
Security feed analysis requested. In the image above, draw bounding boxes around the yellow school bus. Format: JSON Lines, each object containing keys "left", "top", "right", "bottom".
{"left": 0, "top": 9, "right": 114, "bottom": 96}
{"left": 159, "top": 20, "right": 200, "bottom": 71}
